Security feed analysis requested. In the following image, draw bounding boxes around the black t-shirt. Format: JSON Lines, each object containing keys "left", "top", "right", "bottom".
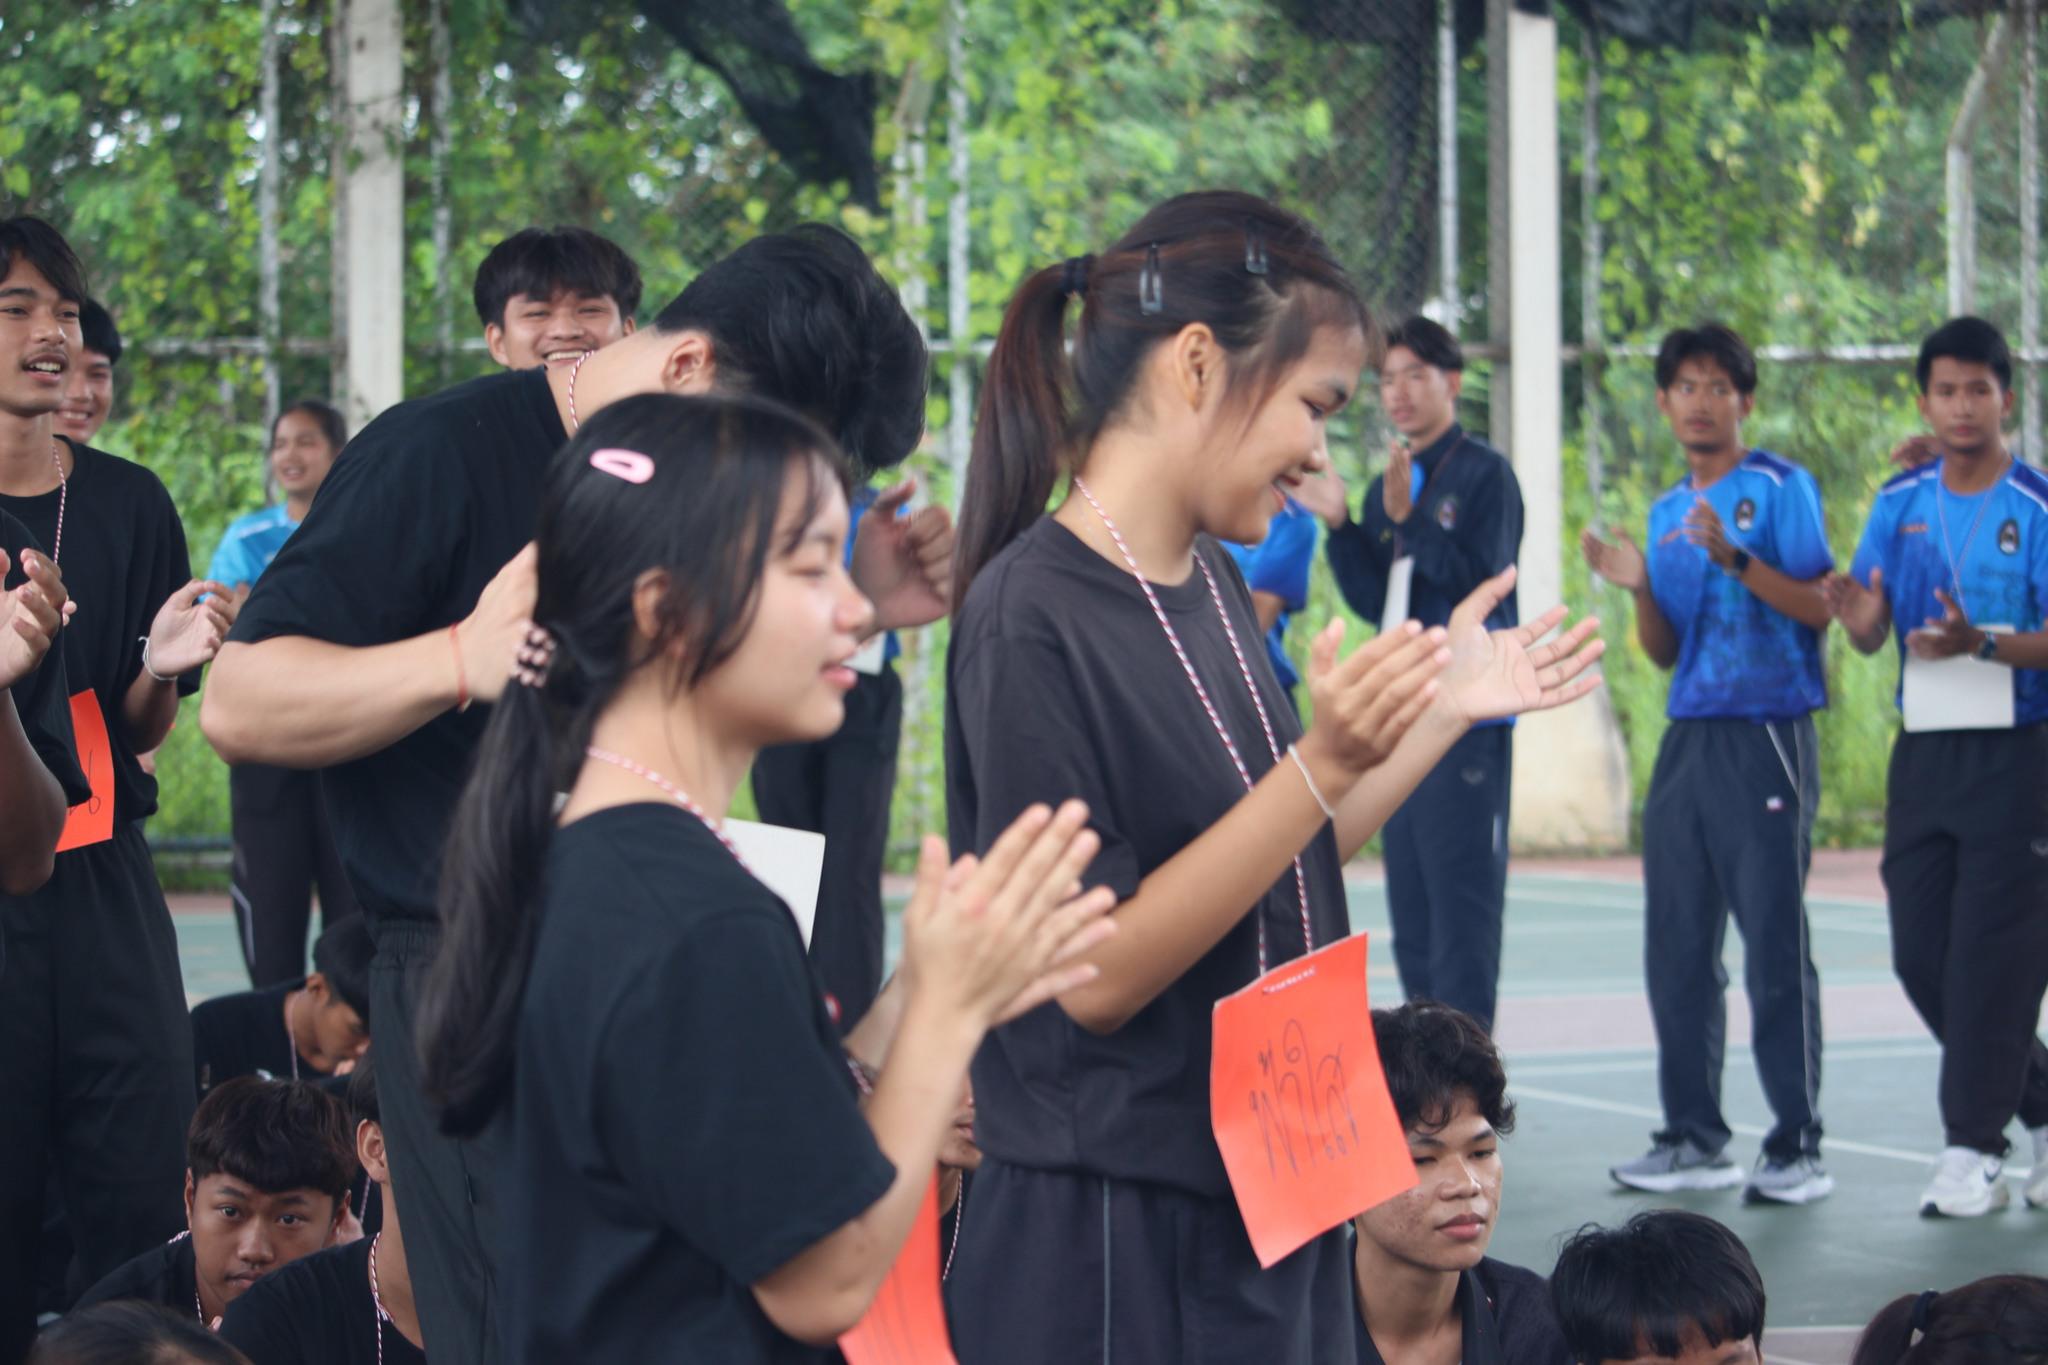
{"left": 73, "top": 1233, "right": 197, "bottom": 1319}
{"left": 190, "top": 979, "right": 301, "bottom": 1094}
{"left": 0, "top": 507, "right": 89, "bottom": 805}
{"left": 217, "top": 1237, "right": 425, "bottom": 1365}
{"left": 1353, "top": 1255, "right": 1571, "bottom": 1365}
{"left": 229, "top": 369, "right": 566, "bottom": 927}
{"left": 944, "top": 519, "right": 1351, "bottom": 1198}
{"left": 0, "top": 441, "right": 198, "bottom": 825}
{"left": 506, "top": 805, "right": 895, "bottom": 1364}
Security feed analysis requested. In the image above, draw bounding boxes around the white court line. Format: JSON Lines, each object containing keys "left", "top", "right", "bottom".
{"left": 1512, "top": 1044, "right": 1940, "bottom": 1079}
{"left": 1511, "top": 1083, "right": 1940, "bottom": 1166}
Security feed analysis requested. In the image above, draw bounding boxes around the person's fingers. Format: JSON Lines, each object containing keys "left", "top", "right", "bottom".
{"left": 1305, "top": 618, "right": 1345, "bottom": 683}
{"left": 1869, "top": 566, "right": 1884, "bottom": 595}
{"left": 956, "top": 803, "right": 1057, "bottom": 910}
{"left": 1523, "top": 614, "right": 1599, "bottom": 668}
{"left": 995, "top": 960, "right": 1105, "bottom": 1024}
{"left": 1332, "top": 622, "right": 1437, "bottom": 696}
{"left": 1528, "top": 671, "right": 1605, "bottom": 711}
{"left": 1534, "top": 633, "right": 1607, "bottom": 691}
{"left": 974, "top": 801, "right": 1094, "bottom": 924}
{"left": 870, "top": 476, "right": 918, "bottom": 516}
{"left": 904, "top": 833, "right": 951, "bottom": 923}
{"left": 1348, "top": 641, "right": 1450, "bottom": 737}
{"left": 1452, "top": 566, "right": 1517, "bottom": 625}
{"left": 1508, "top": 603, "right": 1570, "bottom": 649}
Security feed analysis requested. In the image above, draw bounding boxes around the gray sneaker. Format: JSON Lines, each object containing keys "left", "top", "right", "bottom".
{"left": 1743, "top": 1154, "right": 1835, "bottom": 1206}
{"left": 1610, "top": 1136, "right": 1743, "bottom": 1192}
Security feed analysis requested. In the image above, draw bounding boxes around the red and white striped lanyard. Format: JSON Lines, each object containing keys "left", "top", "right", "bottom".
{"left": 1070, "top": 478, "right": 1312, "bottom": 973}
{"left": 583, "top": 746, "right": 758, "bottom": 877}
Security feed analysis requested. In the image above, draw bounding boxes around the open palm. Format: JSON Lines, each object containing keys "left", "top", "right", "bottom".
{"left": 1437, "top": 567, "right": 1606, "bottom": 724}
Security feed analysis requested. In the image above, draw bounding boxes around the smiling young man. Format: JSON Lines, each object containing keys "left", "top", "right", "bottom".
{"left": 74, "top": 1078, "right": 357, "bottom": 1329}
{"left": 1351, "top": 1002, "right": 1570, "bottom": 1365}
{"left": 1549, "top": 1212, "right": 1766, "bottom": 1365}
{"left": 1581, "top": 324, "right": 1833, "bottom": 1207}
{"left": 1827, "top": 315, "right": 2048, "bottom": 1218}
{"left": 473, "top": 226, "right": 641, "bottom": 371}
{"left": 1314, "top": 316, "right": 1524, "bottom": 1031}
{"left": 0, "top": 217, "right": 233, "bottom": 1359}
{"left": 51, "top": 299, "right": 117, "bottom": 447}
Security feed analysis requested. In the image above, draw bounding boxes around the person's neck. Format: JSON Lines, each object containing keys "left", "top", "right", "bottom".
{"left": 545, "top": 336, "right": 653, "bottom": 438}
{"left": 195, "top": 1265, "right": 227, "bottom": 1327}
{"left": 281, "top": 988, "right": 319, "bottom": 1072}
{"left": 1053, "top": 433, "right": 1200, "bottom": 586}
{"left": 0, "top": 410, "right": 64, "bottom": 496}
{"left": 1685, "top": 440, "right": 1745, "bottom": 489}
{"left": 572, "top": 674, "right": 754, "bottom": 825}
{"left": 284, "top": 492, "right": 312, "bottom": 523}
{"left": 1941, "top": 442, "right": 2011, "bottom": 494}
{"left": 373, "top": 1194, "right": 422, "bottom": 1348}
{"left": 1355, "top": 1239, "right": 1463, "bottom": 1360}
{"left": 1403, "top": 414, "right": 1456, "bottom": 454}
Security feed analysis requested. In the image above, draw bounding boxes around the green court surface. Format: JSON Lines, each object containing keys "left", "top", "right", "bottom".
{"left": 172, "top": 864, "right": 2041, "bottom": 1364}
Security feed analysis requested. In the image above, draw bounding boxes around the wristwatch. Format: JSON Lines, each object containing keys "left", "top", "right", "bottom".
{"left": 1975, "top": 632, "right": 1998, "bottom": 661}
{"left": 1726, "top": 548, "right": 1752, "bottom": 578}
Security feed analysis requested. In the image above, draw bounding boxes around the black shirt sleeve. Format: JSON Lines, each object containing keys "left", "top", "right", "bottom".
{"left": 949, "top": 628, "right": 1143, "bottom": 900}
{"left": 595, "top": 902, "right": 896, "bottom": 1287}
{"left": 231, "top": 420, "right": 474, "bottom": 650}
{"left": 1326, "top": 477, "right": 1394, "bottom": 622}
{"left": 2, "top": 516, "right": 89, "bottom": 805}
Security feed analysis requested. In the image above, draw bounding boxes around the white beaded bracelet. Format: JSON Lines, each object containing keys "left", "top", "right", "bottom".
{"left": 1286, "top": 743, "right": 1336, "bottom": 821}
{"left": 139, "top": 635, "right": 175, "bottom": 684}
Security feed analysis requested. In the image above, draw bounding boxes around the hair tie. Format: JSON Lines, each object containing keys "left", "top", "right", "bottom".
{"left": 589, "top": 448, "right": 654, "bottom": 484}
{"left": 1138, "top": 242, "right": 1165, "bottom": 316}
{"left": 513, "top": 624, "right": 556, "bottom": 690}
{"left": 1060, "top": 254, "right": 1093, "bottom": 299}
{"left": 1908, "top": 1289, "right": 1940, "bottom": 1346}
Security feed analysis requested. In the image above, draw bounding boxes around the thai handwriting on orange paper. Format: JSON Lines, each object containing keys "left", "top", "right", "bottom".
{"left": 1248, "top": 1016, "right": 1361, "bottom": 1178}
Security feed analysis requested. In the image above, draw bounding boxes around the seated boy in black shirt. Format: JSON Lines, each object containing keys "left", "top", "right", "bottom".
{"left": 220, "top": 1056, "right": 423, "bottom": 1364}
{"left": 191, "top": 918, "right": 372, "bottom": 1094}
{"left": 1352, "top": 1002, "right": 1570, "bottom": 1364}
{"left": 1549, "top": 1211, "right": 1766, "bottom": 1365}
{"left": 74, "top": 1078, "right": 356, "bottom": 1328}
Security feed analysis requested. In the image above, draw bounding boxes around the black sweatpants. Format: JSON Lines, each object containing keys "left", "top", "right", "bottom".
{"left": 943, "top": 1158, "right": 1355, "bottom": 1365}
{"left": 1881, "top": 723, "right": 2048, "bottom": 1155}
{"left": 1382, "top": 724, "right": 1512, "bottom": 1030}
{"left": 0, "top": 824, "right": 192, "bottom": 1363}
{"left": 369, "top": 921, "right": 508, "bottom": 1365}
{"left": 1641, "top": 716, "right": 1824, "bottom": 1161}
{"left": 750, "top": 663, "right": 903, "bottom": 1029}
{"left": 230, "top": 762, "right": 362, "bottom": 987}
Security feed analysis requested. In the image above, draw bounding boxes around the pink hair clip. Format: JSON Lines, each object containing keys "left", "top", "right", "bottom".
{"left": 589, "top": 448, "right": 655, "bottom": 484}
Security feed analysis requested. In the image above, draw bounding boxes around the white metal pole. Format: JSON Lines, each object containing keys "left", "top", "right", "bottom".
{"left": 1438, "top": 0, "right": 1459, "bottom": 329}
{"left": 946, "top": 0, "right": 972, "bottom": 494}
{"left": 342, "top": 0, "right": 405, "bottom": 426}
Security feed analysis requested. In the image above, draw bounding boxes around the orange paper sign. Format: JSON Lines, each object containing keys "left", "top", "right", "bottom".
{"left": 1211, "top": 931, "right": 1417, "bottom": 1267}
{"left": 838, "top": 1173, "right": 960, "bottom": 1365}
{"left": 53, "top": 690, "right": 114, "bottom": 853}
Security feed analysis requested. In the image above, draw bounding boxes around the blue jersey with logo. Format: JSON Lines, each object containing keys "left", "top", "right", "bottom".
{"left": 1646, "top": 449, "right": 1833, "bottom": 720}
{"left": 1226, "top": 498, "right": 1318, "bottom": 692}
{"left": 206, "top": 505, "right": 300, "bottom": 590}
{"left": 1849, "top": 458, "right": 2048, "bottom": 725}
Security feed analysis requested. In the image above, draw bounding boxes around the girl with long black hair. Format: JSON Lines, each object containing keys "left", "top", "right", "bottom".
{"left": 943, "top": 189, "right": 1605, "bottom": 1361}
{"left": 419, "top": 393, "right": 1115, "bottom": 1363}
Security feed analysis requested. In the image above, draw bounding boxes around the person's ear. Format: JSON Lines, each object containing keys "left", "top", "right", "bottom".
{"left": 620, "top": 315, "right": 638, "bottom": 339}
{"left": 484, "top": 323, "right": 511, "bottom": 368}
{"left": 659, "top": 330, "right": 717, "bottom": 396}
{"left": 630, "top": 569, "right": 672, "bottom": 649}
{"left": 183, "top": 1170, "right": 197, "bottom": 1227}
{"left": 304, "top": 972, "right": 330, "bottom": 1007}
{"left": 1738, "top": 391, "right": 1756, "bottom": 422}
{"left": 1169, "top": 323, "right": 1221, "bottom": 412}
{"left": 357, "top": 1120, "right": 390, "bottom": 1185}
{"left": 1444, "top": 369, "right": 1464, "bottom": 404}
{"left": 1917, "top": 388, "right": 1934, "bottom": 427}
{"left": 2001, "top": 384, "right": 2016, "bottom": 419}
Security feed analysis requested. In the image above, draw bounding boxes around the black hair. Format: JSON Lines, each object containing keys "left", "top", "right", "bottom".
{"left": 270, "top": 399, "right": 347, "bottom": 455}
{"left": 1551, "top": 1211, "right": 1764, "bottom": 1363}
{"left": 1383, "top": 315, "right": 1463, "bottom": 373}
{"left": 650, "top": 223, "right": 928, "bottom": 476}
{"left": 1371, "top": 1001, "right": 1515, "bottom": 1137}
{"left": 310, "top": 916, "right": 373, "bottom": 1023}
{"left": 186, "top": 1077, "right": 357, "bottom": 1206}
{"left": 0, "top": 217, "right": 89, "bottom": 307}
{"left": 1852, "top": 1277, "right": 2048, "bottom": 1365}
{"left": 347, "top": 1050, "right": 380, "bottom": 1128}
{"left": 1654, "top": 323, "right": 1758, "bottom": 396}
{"left": 419, "top": 393, "right": 851, "bottom": 1137}
{"left": 28, "top": 1301, "right": 252, "bottom": 1365}
{"left": 78, "top": 299, "right": 121, "bottom": 365}
{"left": 955, "top": 189, "right": 1372, "bottom": 612}
{"left": 1916, "top": 315, "right": 2013, "bottom": 394}
{"left": 472, "top": 226, "right": 644, "bottom": 329}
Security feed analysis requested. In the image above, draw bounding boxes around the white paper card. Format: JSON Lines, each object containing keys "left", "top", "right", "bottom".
{"left": 1380, "top": 556, "right": 1416, "bottom": 634}
{"left": 847, "top": 633, "right": 887, "bottom": 677}
{"left": 726, "top": 819, "right": 827, "bottom": 946}
{"left": 1903, "top": 626, "right": 2015, "bottom": 733}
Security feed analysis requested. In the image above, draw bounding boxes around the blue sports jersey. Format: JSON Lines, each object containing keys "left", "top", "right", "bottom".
{"left": 207, "top": 505, "right": 300, "bottom": 590}
{"left": 1226, "top": 498, "right": 1318, "bottom": 692}
{"left": 1646, "top": 449, "right": 1833, "bottom": 720}
{"left": 1849, "top": 457, "right": 2048, "bottom": 725}
{"left": 848, "top": 485, "right": 901, "bottom": 664}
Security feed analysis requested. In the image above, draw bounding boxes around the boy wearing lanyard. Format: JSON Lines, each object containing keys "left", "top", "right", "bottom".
{"left": 1318, "top": 316, "right": 1525, "bottom": 1030}
{"left": 1582, "top": 324, "right": 1834, "bottom": 1206}
{"left": 1828, "top": 315, "right": 2048, "bottom": 1218}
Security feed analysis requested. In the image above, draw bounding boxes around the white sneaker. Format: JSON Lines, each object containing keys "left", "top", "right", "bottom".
{"left": 2026, "top": 1125, "right": 2048, "bottom": 1210}
{"left": 1743, "top": 1153, "right": 1835, "bottom": 1206}
{"left": 1919, "top": 1145, "right": 2011, "bottom": 1218}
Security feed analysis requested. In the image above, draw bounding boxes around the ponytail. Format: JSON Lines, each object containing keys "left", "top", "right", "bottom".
{"left": 953, "top": 263, "right": 1077, "bottom": 613}
{"left": 951, "top": 190, "right": 1371, "bottom": 614}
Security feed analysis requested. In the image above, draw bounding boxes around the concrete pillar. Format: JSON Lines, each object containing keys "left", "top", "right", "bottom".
{"left": 339, "top": 0, "right": 404, "bottom": 427}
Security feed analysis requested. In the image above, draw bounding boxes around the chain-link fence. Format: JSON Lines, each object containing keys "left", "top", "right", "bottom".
{"left": 2, "top": 0, "right": 2041, "bottom": 862}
